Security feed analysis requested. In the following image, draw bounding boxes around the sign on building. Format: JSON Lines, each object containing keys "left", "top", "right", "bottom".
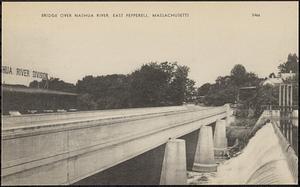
{"left": 2, "top": 66, "right": 49, "bottom": 80}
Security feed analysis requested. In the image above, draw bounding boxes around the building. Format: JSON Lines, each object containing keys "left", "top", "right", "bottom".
{"left": 262, "top": 71, "right": 296, "bottom": 86}
{"left": 2, "top": 84, "right": 78, "bottom": 115}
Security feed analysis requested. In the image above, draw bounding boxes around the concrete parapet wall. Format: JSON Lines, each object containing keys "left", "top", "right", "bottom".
{"left": 250, "top": 110, "right": 298, "bottom": 183}
{"left": 271, "top": 122, "right": 298, "bottom": 183}
{"left": 216, "top": 122, "right": 295, "bottom": 184}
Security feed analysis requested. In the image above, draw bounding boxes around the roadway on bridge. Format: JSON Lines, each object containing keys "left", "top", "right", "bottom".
{"left": 2, "top": 105, "right": 209, "bottom": 130}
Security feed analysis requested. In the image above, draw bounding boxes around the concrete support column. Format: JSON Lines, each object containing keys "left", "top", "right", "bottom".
{"left": 290, "top": 85, "right": 293, "bottom": 107}
{"left": 292, "top": 110, "right": 298, "bottom": 127}
{"left": 225, "top": 104, "right": 232, "bottom": 126}
{"left": 291, "top": 110, "right": 298, "bottom": 145}
{"left": 279, "top": 84, "right": 281, "bottom": 106}
{"left": 283, "top": 84, "right": 286, "bottom": 106}
{"left": 192, "top": 126, "right": 217, "bottom": 172}
{"left": 160, "top": 139, "right": 187, "bottom": 185}
{"left": 214, "top": 119, "right": 228, "bottom": 161}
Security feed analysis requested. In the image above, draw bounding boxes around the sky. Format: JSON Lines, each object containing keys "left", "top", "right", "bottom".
{"left": 2, "top": 2, "right": 298, "bottom": 87}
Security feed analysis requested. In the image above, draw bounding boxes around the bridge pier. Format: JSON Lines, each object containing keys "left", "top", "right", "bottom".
{"left": 213, "top": 119, "right": 228, "bottom": 162}
{"left": 192, "top": 126, "right": 217, "bottom": 172}
{"left": 179, "top": 129, "right": 200, "bottom": 171}
{"left": 225, "top": 103, "right": 235, "bottom": 127}
{"left": 160, "top": 139, "right": 187, "bottom": 185}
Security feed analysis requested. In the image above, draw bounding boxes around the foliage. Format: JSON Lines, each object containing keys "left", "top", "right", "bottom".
{"left": 278, "top": 53, "right": 299, "bottom": 74}
{"left": 184, "top": 79, "right": 197, "bottom": 103}
{"left": 226, "top": 126, "right": 251, "bottom": 148}
{"left": 75, "top": 62, "right": 195, "bottom": 110}
{"left": 77, "top": 93, "right": 97, "bottom": 110}
{"left": 204, "top": 85, "right": 237, "bottom": 106}
{"left": 233, "top": 118, "right": 257, "bottom": 127}
{"left": 76, "top": 74, "right": 131, "bottom": 109}
{"left": 197, "top": 83, "right": 211, "bottom": 96}
{"left": 29, "top": 62, "right": 195, "bottom": 110}
{"left": 129, "top": 63, "right": 169, "bottom": 107}
{"left": 231, "top": 64, "right": 247, "bottom": 87}
{"left": 129, "top": 62, "right": 196, "bottom": 107}
{"left": 199, "top": 64, "right": 260, "bottom": 106}
{"left": 29, "top": 77, "right": 76, "bottom": 93}
{"left": 252, "top": 84, "right": 279, "bottom": 116}
{"left": 226, "top": 117, "right": 257, "bottom": 149}
{"left": 28, "top": 53, "right": 298, "bottom": 113}
{"left": 269, "top": 72, "right": 276, "bottom": 78}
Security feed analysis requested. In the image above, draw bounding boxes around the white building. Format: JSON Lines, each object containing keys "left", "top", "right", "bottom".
{"left": 262, "top": 71, "right": 295, "bottom": 86}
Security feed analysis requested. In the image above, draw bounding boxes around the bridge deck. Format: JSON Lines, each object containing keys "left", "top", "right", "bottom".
{"left": 2, "top": 105, "right": 208, "bottom": 130}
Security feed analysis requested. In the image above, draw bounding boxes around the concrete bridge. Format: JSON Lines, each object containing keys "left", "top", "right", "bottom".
{"left": 1, "top": 104, "right": 234, "bottom": 185}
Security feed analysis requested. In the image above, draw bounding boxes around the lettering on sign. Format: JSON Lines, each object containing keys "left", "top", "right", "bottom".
{"left": 2, "top": 66, "right": 13, "bottom": 74}
{"left": 16, "top": 68, "right": 30, "bottom": 77}
{"left": 32, "top": 71, "right": 48, "bottom": 79}
{"left": 2, "top": 66, "right": 49, "bottom": 80}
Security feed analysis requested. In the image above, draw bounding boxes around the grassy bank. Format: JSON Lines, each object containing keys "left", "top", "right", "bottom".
{"left": 226, "top": 115, "right": 270, "bottom": 153}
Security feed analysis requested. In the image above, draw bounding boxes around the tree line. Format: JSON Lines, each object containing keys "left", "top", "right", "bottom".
{"left": 197, "top": 53, "right": 298, "bottom": 117}
{"left": 29, "top": 53, "right": 298, "bottom": 113}
{"left": 30, "top": 62, "right": 196, "bottom": 110}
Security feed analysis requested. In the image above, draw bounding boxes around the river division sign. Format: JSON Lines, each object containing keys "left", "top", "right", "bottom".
{"left": 2, "top": 66, "right": 49, "bottom": 80}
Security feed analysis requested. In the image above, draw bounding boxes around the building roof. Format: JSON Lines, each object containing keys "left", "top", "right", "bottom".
{"left": 2, "top": 85, "right": 78, "bottom": 96}
{"left": 262, "top": 78, "right": 283, "bottom": 86}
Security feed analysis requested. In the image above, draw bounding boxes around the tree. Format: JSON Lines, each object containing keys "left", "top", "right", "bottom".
{"left": 77, "top": 93, "right": 98, "bottom": 110}
{"left": 129, "top": 62, "right": 193, "bottom": 107}
{"left": 167, "top": 64, "right": 190, "bottom": 105}
{"left": 129, "top": 63, "right": 170, "bottom": 107}
{"left": 252, "top": 84, "right": 279, "bottom": 117}
{"left": 31, "top": 61, "right": 195, "bottom": 110}
{"left": 215, "top": 76, "right": 232, "bottom": 89}
{"left": 76, "top": 74, "right": 131, "bottom": 109}
{"left": 269, "top": 72, "right": 276, "bottom": 78}
{"left": 29, "top": 77, "right": 76, "bottom": 93}
{"left": 202, "top": 64, "right": 261, "bottom": 107}
{"left": 184, "top": 79, "right": 196, "bottom": 102}
{"left": 197, "top": 83, "right": 211, "bottom": 96}
{"left": 278, "top": 53, "right": 299, "bottom": 106}
{"left": 278, "top": 53, "right": 299, "bottom": 74}
{"left": 230, "top": 64, "right": 247, "bottom": 87}
{"left": 204, "top": 85, "right": 237, "bottom": 106}
{"left": 245, "top": 72, "right": 260, "bottom": 87}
